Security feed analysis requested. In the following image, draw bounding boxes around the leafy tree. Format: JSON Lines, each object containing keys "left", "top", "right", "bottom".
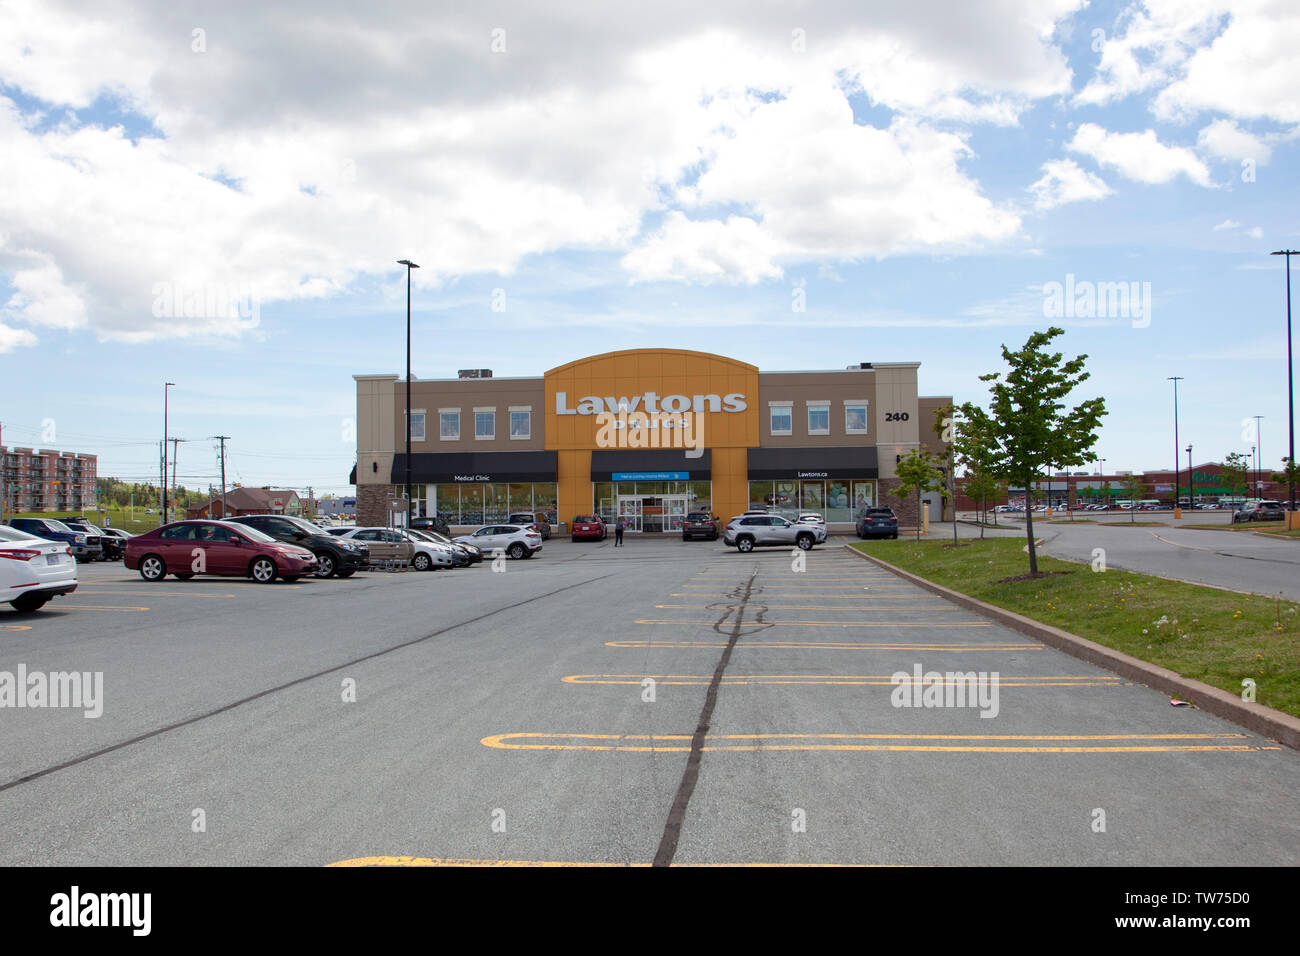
{"left": 1117, "top": 474, "right": 1144, "bottom": 523}
{"left": 974, "top": 327, "right": 1107, "bottom": 574}
{"left": 962, "top": 471, "right": 1002, "bottom": 537}
{"left": 893, "top": 449, "right": 948, "bottom": 542}
{"left": 1220, "top": 452, "right": 1250, "bottom": 499}
{"left": 944, "top": 402, "right": 1004, "bottom": 538}
{"left": 1271, "top": 457, "right": 1300, "bottom": 511}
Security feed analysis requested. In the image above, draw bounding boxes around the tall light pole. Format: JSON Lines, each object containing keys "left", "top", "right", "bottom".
{"left": 162, "top": 382, "right": 174, "bottom": 526}
{"left": 1253, "top": 414, "right": 1264, "bottom": 497}
{"left": 1186, "top": 444, "right": 1193, "bottom": 509}
{"left": 1168, "top": 376, "right": 1183, "bottom": 515}
{"left": 397, "top": 259, "right": 419, "bottom": 528}
{"left": 1272, "top": 250, "right": 1296, "bottom": 519}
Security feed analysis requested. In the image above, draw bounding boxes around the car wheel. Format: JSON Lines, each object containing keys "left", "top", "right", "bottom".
{"left": 250, "top": 557, "right": 277, "bottom": 583}
{"left": 173, "top": 572, "right": 194, "bottom": 580}
{"left": 413, "top": 553, "right": 432, "bottom": 571}
{"left": 796, "top": 533, "right": 814, "bottom": 550}
{"left": 9, "top": 592, "right": 49, "bottom": 613}
{"left": 139, "top": 554, "right": 167, "bottom": 582}
{"left": 736, "top": 536, "right": 754, "bottom": 553}
{"left": 507, "top": 542, "right": 526, "bottom": 559}
{"left": 314, "top": 553, "right": 336, "bottom": 578}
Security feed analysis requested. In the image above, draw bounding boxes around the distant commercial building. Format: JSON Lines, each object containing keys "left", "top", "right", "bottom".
{"left": 1, "top": 446, "right": 98, "bottom": 513}
{"left": 351, "top": 348, "right": 951, "bottom": 531}
{"left": 186, "top": 487, "right": 302, "bottom": 519}
{"left": 957, "top": 462, "right": 1280, "bottom": 510}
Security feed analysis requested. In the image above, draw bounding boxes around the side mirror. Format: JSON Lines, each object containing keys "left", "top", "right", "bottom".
{"left": 229, "top": 537, "right": 242, "bottom": 545}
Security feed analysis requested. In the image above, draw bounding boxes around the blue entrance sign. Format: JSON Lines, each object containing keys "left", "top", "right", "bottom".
{"left": 612, "top": 471, "right": 689, "bottom": 481}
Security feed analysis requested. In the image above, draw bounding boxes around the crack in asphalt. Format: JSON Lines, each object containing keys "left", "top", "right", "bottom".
{"left": 652, "top": 564, "right": 765, "bottom": 867}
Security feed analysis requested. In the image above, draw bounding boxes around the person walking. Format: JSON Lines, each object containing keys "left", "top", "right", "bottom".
{"left": 615, "top": 515, "right": 625, "bottom": 547}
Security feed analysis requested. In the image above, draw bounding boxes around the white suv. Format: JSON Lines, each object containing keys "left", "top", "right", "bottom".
{"left": 455, "top": 524, "right": 543, "bottom": 559}
{"left": 724, "top": 514, "right": 826, "bottom": 552}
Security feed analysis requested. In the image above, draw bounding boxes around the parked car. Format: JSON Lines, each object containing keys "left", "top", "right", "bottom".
{"left": 410, "top": 515, "right": 450, "bottom": 536}
{"left": 334, "top": 527, "right": 416, "bottom": 566}
{"left": 856, "top": 507, "right": 899, "bottom": 539}
{"left": 507, "top": 512, "right": 551, "bottom": 540}
{"left": 681, "top": 512, "right": 720, "bottom": 541}
{"left": 0, "top": 524, "right": 78, "bottom": 612}
{"left": 724, "top": 514, "right": 825, "bottom": 552}
{"left": 455, "top": 524, "right": 543, "bottom": 559}
{"left": 417, "top": 528, "right": 481, "bottom": 565}
{"left": 795, "top": 513, "right": 826, "bottom": 528}
{"left": 571, "top": 515, "right": 607, "bottom": 541}
{"left": 1233, "top": 501, "right": 1286, "bottom": 523}
{"left": 8, "top": 517, "right": 100, "bottom": 561}
{"left": 407, "top": 528, "right": 469, "bottom": 568}
{"left": 228, "top": 513, "right": 368, "bottom": 578}
{"left": 57, "top": 517, "right": 123, "bottom": 560}
{"left": 125, "top": 520, "right": 318, "bottom": 583}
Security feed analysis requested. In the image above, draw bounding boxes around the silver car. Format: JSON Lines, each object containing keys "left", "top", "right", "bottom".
{"left": 454, "top": 524, "right": 543, "bottom": 559}
{"left": 724, "top": 514, "right": 826, "bottom": 552}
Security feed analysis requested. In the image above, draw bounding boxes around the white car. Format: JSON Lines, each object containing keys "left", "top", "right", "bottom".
{"left": 1, "top": 525, "right": 79, "bottom": 612}
{"left": 794, "top": 512, "right": 826, "bottom": 528}
{"left": 339, "top": 526, "right": 456, "bottom": 571}
{"left": 455, "top": 524, "right": 543, "bottom": 559}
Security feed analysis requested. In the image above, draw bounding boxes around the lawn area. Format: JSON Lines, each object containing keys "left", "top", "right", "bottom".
{"left": 852, "top": 537, "right": 1300, "bottom": 718}
{"left": 5, "top": 507, "right": 166, "bottom": 535}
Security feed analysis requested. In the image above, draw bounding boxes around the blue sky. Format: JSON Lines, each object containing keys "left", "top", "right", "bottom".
{"left": 1, "top": 0, "right": 1297, "bottom": 495}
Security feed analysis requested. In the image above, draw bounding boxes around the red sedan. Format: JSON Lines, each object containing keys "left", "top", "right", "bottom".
{"left": 570, "top": 515, "right": 607, "bottom": 541}
{"left": 125, "top": 520, "right": 318, "bottom": 583}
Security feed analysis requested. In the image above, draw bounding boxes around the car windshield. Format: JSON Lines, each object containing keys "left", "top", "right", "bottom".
{"left": 224, "top": 523, "right": 276, "bottom": 543}
{"left": 40, "top": 519, "right": 76, "bottom": 534}
{"left": 687, "top": 513, "right": 710, "bottom": 520}
{"left": 278, "top": 516, "right": 323, "bottom": 534}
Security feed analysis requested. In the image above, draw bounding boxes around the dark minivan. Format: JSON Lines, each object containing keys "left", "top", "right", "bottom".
{"left": 227, "top": 514, "right": 368, "bottom": 577}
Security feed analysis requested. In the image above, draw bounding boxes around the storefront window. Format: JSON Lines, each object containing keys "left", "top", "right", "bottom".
{"left": 484, "top": 483, "right": 508, "bottom": 523}
{"left": 799, "top": 480, "right": 824, "bottom": 516}
{"left": 826, "top": 480, "right": 851, "bottom": 522}
{"left": 748, "top": 481, "right": 773, "bottom": 512}
{"left": 508, "top": 483, "right": 532, "bottom": 514}
{"left": 690, "top": 481, "right": 712, "bottom": 514}
{"left": 595, "top": 482, "right": 614, "bottom": 523}
{"left": 460, "top": 485, "right": 483, "bottom": 525}
{"left": 532, "top": 483, "right": 558, "bottom": 525}
{"left": 435, "top": 484, "right": 460, "bottom": 523}
{"left": 852, "top": 481, "right": 877, "bottom": 513}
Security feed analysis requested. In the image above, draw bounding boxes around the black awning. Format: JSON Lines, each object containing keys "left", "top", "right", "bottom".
{"left": 746, "top": 446, "right": 878, "bottom": 480}
{"left": 391, "top": 450, "right": 558, "bottom": 484}
{"left": 590, "top": 449, "right": 711, "bottom": 481}
{"left": 348, "top": 464, "right": 357, "bottom": 485}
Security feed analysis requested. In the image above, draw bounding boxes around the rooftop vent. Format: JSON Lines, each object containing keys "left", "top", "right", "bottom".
{"left": 458, "top": 369, "right": 493, "bottom": 379}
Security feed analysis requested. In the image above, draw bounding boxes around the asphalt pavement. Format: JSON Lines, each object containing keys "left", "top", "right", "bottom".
{"left": 1, "top": 538, "right": 1296, "bottom": 865}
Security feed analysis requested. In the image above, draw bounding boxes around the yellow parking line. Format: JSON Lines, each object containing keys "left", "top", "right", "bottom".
{"left": 326, "top": 857, "right": 874, "bottom": 868}
{"left": 563, "top": 674, "right": 1126, "bottom": 687}
{"left": 655, "top": 604, "right": 960, "bottom": 611}
{"left": 635, "top": 619, "right": 992, "bottom": 628}
{"left": 74, "top": 590, "right": 236, "bottom": 598}
{"left": 54, "top": 604, "right": 149, "bottom": 612}
{"left": 606, "top": 640, "right": 1042, "bottom": 650}
{"left": 482, "top": 731, "right": 1279, "bottom": 754}
{"left": 0, "top": 624, "right": 33, "bottom": 631}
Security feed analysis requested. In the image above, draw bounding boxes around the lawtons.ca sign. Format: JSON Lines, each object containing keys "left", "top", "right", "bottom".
{"left": 556, "top": 390, "right": 747, "bottom": 459}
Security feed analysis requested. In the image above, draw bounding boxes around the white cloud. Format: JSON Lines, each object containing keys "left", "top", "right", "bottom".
{"left": 0, "top": 1, "right": 1086, "bottom": 336}
{"left": 1067, "top": 122, "right": 1213, "bottom": 186}
{"left": 1213, "top": 218, "right": 1240, "bottom": 230}
{"left": 0, "top": 323, "right": 39, "bottom": 352}
{"left": 1248, "top": 226, "right": 1263, "bottom": 238}
{"left": 621, "top": 213, "right": 784, "bottom": 284}
{"left": 1028, "top": 158, "right": 1113, "bottom": 210}
{"left": 1196, "top": 118, "right": 1273, "bottom": 164}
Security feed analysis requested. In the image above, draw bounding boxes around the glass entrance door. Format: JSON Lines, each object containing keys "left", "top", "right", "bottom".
{"left": 663, "top": 495, "right": 688, "bottom": 532}
{"left": 617, "top": 496, "right": 642, "bottom": 533}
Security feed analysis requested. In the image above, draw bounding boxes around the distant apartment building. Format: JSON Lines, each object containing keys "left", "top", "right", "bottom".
{"left": 1, "top": 447, "right": 98, "bottom": 513}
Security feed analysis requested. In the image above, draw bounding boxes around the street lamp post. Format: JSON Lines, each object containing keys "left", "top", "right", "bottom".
{"left": 1186, "top": 444, "right": 1193, "bottom": 510}
{"left": 1253, "top": 415, "right": 1264, "bottom": 497}
{"left": 1272, "top": 250, "right": 1296, "bottom": 523}
{"left": 1168, "top": 377, "right": 1183, "bottom": 516}
{"left": 162, "top": 382, "right": 175, "bottom": 526}
{"left": 397, "top": 259, "right": 419, "bottom": 530}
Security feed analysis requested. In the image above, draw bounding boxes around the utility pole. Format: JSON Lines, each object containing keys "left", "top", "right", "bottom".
{"left": 169, "top": 437, "right": 185, "bottom": 521}
{"left": 213, "top": 435, "right": 231, "bottom": 518}
{"left": 1168, "top": 376, "right": 1184, "bottom": 515}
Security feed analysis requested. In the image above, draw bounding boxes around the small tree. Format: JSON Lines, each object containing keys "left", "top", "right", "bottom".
{"left": 962, "top": 471, "right": 1001, "bottom": 537}
{"left": 1271, "top": 457, "right": 1300, "bottom": 511}
{"left": 976, "top": 327, "right": 1107, "bottom": 574}
{"left": 1221, "top": 452, "right": 1250, "bottom": 499}
{"left": 1118, "top": 474, "right": 1144, "bottom": 522}
{"left": 894, "top": 449, "right": 948, "bottom": 541}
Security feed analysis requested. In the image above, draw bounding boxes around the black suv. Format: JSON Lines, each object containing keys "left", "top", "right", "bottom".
{"left": 856, "top": 507, "right": 899, "bottom": 539}
{"left": 682, "top": 512, "right": 720, "bottom": 541}
{"left": 56, "top": 516, "right": 121, "bottom": 560}
{"left": 411, "top": 515, "right": 450, "bottom": 535}
{"left": 227, "top": 514, "right": 368, "bottom": 577}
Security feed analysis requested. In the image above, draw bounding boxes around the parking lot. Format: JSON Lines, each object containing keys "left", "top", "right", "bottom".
{"left": 2, "top": 537, "right": 1298, "bottom": 865}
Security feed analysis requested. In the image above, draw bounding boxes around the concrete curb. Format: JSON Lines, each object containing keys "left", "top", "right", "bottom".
{"left": 843, "top": 543, "right": 1300, "bottom": 751}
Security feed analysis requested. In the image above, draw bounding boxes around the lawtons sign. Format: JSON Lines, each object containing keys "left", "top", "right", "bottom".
{"left": 555, "top": 391, "right": 747, "bottom": 415}
{"left": 560, "top": 390, "right": 747, "bottom": 459}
